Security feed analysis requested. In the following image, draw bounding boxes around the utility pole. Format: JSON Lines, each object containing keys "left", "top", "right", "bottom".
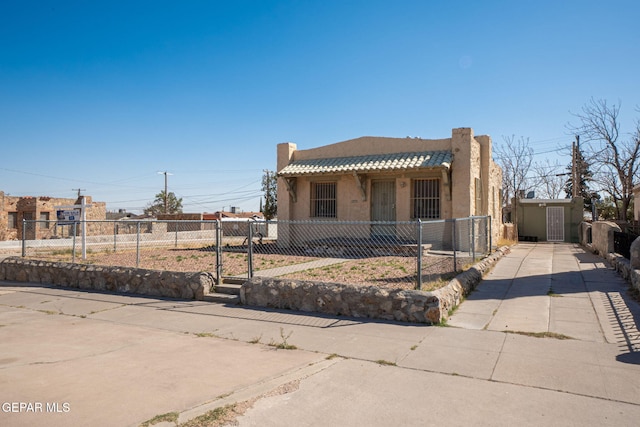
{"left": 158, "top": 171, "right": 172, "bottom": 213}
{"left": 571, "top": 136, "right": 578, "bottom": 199}
{"left": 71, "top": 189, "right": 88, "bottom": 259}
{"left": 263, "top": 169, "right": 270, "bottom": 217}
{"left": 576, "top": 135, "right": 580, "bottom": 198}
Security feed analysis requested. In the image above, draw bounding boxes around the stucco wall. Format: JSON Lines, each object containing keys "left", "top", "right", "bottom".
{"left": 289, "top": 136, "right": 452, "bottom": 161}
{"left": 488, "top": 162, "right": 503, "bottom": 246}
{"left": 450, "top": 128, "right": 474, "bottom": 218}
{"left": 516, "top": 199, "right": 583, "bottom": 243}
{"left": 590, "top": 221, "right": 621, "bottom": 255}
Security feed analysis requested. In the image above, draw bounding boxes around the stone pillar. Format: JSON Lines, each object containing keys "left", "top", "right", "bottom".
{"left": 450, "top": 128, "right": 475, "bottom": 219}
{"left": 591, "top": 221, "right": 621, "bottom": 255}
{"left": 277, "top": 142, "right": 297, "bottom": 247}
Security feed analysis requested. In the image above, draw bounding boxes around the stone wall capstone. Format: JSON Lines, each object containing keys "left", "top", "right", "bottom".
{"left": 0, "top": 257, "right": 213, "bottom": 300}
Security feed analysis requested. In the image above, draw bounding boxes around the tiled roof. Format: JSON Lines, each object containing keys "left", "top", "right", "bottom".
{"left": 278, "top": 151, "right": 452, "bottom": 176}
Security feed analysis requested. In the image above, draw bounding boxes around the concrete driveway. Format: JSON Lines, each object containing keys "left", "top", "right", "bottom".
{"left": 1, "top": 242, "right": 639, "bottom": 426}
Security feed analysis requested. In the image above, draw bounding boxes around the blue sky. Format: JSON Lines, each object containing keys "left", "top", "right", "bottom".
{"left": 1, "top": 0, "right": 639, "bottom": 213}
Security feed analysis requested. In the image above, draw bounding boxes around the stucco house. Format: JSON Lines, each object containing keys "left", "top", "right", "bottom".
{"left": 276, "top": 127, "right": 503, "bottom": 245}
{"left": 515, "top": 198, "right": 584, "bottom": 243}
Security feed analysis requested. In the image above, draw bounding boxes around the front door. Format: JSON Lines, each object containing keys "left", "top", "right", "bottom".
{"left": 546, "top": 206, "right": 564, "bottom": 242}
{"left": 371, "top": 180, "right": 396, "bottom": 238}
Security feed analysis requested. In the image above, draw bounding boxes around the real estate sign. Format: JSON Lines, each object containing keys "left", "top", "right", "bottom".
{"left": 56, "top": 209, "right": 80, "bottom": 225}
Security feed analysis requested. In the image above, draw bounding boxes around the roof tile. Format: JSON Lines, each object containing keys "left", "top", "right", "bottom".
{"left": 278, "top": 151, "right": 452, "bottom": 176}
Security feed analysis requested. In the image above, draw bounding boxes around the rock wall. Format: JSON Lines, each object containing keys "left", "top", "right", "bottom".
{"left": 241, "top": 246, "right": 510, "bottom": 324}
{"left": 1, "top": 245, "right": 511, "bottom": 323}
{"left": 581, "top": 226, "right": 640, "bottom": 294}
{"left": 0, "top": 257, "right": 214, "bottom": 300}
{"left": 602, "top": 252, "right": 640, "bottom": 294}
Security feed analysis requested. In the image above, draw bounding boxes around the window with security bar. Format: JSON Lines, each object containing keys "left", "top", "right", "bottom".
{"left": 412, "top": 178, "right": 440, "bottom": 219}
{"left": 311, "top": 182, "right": 337, "bottom": 217}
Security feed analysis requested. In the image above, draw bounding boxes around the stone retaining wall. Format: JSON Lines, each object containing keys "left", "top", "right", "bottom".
{"left": 602, "top": 252, "right": 640, "bottom": 294}
{"left": 1, "top": 246, "right": 510, "bottom": 323}
{"left": 580, "top": 222, "right": 640, "bottom": 295}
{"left": 241, "top": 246, "right": 510, "bottom": 324}
{"left": 0, "top": 257, "right": 214, "bottom": 300}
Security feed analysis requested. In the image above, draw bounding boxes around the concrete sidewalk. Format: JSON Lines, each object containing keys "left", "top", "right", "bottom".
{"left": 1, "top": 243, "right": 640, "bottom": 426}
{"left": 448, "top": 243, "right": 640, "bottom": 349}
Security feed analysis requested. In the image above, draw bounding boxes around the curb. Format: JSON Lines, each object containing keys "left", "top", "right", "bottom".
{"left": 170, "top": 358, "right": 339, "bottom": 426}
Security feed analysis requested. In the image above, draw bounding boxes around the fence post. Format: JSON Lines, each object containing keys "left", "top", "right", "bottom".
{"left": 215, "top": 220, "right": 222, "bottom": 288}
{"left": 452, "top": 218, "right": 457, "bottom": 272}
{"left": 416, "top": 219, "right": 423, "bottom": 290}
{"left": 471, "top": 217, "right": 476, "bottom": 259}
{"left": 81, "top": 196, "right": 87, "bottom": 260}
{"left": 136, "top": 221, "right": 141, "bottom": 268}
{"left": 247, "top": 222, "right": 254, "bottom": 279}
{"left": 72, "top": 222, "right": 77, "bottom": 264}
{"left": 113, "top": 223, "right": 118, "bottom": 253}
{"left": 488, "top": 215, "right": 492, "bottom": 253}
{"left": 174, "top": 222, "right": 178, "bottom": 248}
{"left": 21, "top": 219, "right": 26, "bottom": 257}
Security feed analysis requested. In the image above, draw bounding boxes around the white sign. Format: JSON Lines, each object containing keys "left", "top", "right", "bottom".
{"left": 56, "top": 209, "right": 80, "bottom": 225}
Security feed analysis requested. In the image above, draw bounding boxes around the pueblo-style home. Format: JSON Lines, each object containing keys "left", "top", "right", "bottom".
{"left": 276, "top": 128, "right": 502, "bottom": 245}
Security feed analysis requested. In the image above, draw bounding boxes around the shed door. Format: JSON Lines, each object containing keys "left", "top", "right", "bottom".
{"left": 546, "top": 206, "right": 564, "bottom": 242}
{"left": 371, "top": 180, "right": 395, "bottom": 237}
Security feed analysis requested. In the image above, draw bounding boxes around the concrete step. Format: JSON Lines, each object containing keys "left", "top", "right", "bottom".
{"left": 221, "top": 277, "right": 246, "bottom": 285}
{"left": 203, "top": 293, "right": 240, "bottom": 305}
{"left": 215, "top": 283, "right": 242, "bottom": 295}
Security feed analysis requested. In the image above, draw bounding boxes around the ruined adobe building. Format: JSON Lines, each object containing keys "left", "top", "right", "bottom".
{"left": 0, "top": 191, "right": 107, "bottom": 241}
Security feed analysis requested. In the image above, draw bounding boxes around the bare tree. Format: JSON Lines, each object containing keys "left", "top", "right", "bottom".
{"left": 568, "top": 98, "right": 640, "bottom": 221}
{"left": 495, "top": 135, "right": 534, "bottom": 204}
{"left": 532, "top": 159, "right": 565, "bottom": 199}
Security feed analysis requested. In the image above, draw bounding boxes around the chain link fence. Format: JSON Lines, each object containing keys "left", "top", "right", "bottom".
{"left": 17, "top": 216, "right": 491, "bottom": 290}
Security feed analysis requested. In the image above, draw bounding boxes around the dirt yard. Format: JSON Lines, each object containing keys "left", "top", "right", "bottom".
{"left": 25, "top": 245, "right": 474, "bottom": 292}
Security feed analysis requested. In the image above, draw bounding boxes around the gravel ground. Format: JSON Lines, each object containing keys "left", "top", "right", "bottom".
{"left": 22, "top": 246, "right": 474, "bottom": 291}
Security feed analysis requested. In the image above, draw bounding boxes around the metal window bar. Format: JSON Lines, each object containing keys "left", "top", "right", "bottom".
{"left": 311, "top": 182, "right": 337, "bottom": 218}
{"left": 412, "top": 178, "right": 440, "bottom": 219}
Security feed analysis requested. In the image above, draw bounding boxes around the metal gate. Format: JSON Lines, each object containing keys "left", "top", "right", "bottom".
{"left": 371, "top": 180, "right": 395, "bottom": 237}
{"left": 546, "top": 206, "right": 564, "bottom": 242}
